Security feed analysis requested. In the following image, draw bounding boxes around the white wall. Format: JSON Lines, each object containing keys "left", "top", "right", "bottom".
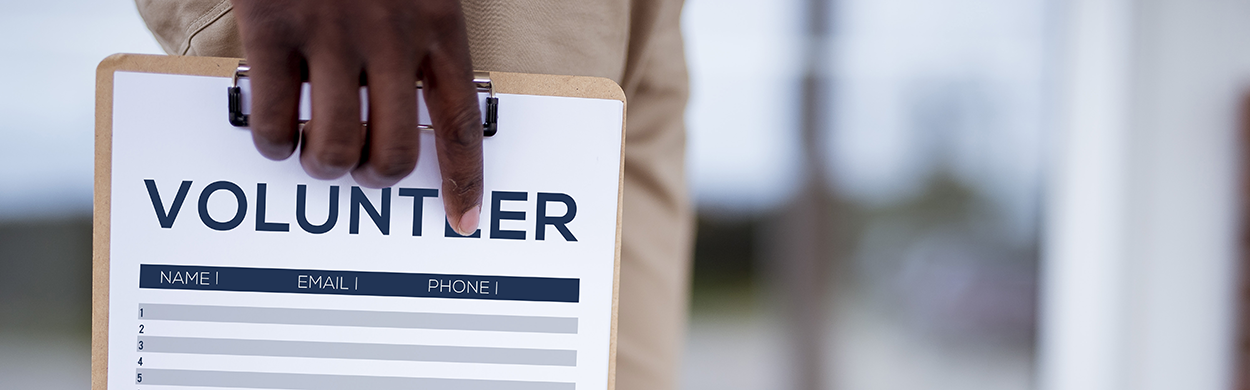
{"left": 1041, "top": 0, "right": 1250, "bottom": 389}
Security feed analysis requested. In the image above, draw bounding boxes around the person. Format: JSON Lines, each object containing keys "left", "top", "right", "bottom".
{"left": 135, "top": 1, "right": 694, "bottom": 389}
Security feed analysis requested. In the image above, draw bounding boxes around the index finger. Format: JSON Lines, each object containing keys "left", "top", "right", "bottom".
{"left": 421, "top": 41, "right": 483, "bottom": 236}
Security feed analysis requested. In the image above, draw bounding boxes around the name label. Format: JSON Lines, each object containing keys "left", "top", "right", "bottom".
{"left": 139, "top": 265, "right": 578, "bottom": 303}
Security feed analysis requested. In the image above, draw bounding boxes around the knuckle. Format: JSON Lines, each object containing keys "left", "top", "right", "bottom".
{"left": 444, "top": 169, "right": 483, "bottom": 201}
{"left": 441, "top": 104, "right": 483, "bottom": 145}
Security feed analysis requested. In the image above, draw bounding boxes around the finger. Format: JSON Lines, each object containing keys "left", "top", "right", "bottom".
{"left": 351, "top": 60, "right": 421, "bottom": 188}
{"left": 423, "top": 36, "right": 483, "bottom": 236}
{"left": 239, "top": 35, "right": 302, "bottom": 160}
{"left": 300, "top": 52, "right": 366, "bottom": 180}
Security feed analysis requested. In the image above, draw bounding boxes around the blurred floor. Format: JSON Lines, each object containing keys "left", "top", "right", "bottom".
{"left": 0, "top": 332, "right": 90, "bottom": 390}
{"left": 682, "top": 304, "right": 789, "bottom": 390}
{"left": 827, "top": 294, "right": 1032, "bottom": 390}
{"left": 681, "top": 295, "right": 1034, "bottom": 390}
{"left": 681, "top": 285, "right": 1033, "bottom": 390}
{"left": 0, "top": 216, "right": 92, "bottom": 390}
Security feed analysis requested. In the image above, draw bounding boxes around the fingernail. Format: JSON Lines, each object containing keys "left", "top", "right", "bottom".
{"left": 456, "top": 205, "right": 481, "bottom": 236}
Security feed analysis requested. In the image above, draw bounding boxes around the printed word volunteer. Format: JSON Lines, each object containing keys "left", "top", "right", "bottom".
{"left": 141, "top": 179, "right": 580, "bottom": 240}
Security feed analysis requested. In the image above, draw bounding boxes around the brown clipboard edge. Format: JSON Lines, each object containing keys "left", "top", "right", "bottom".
{"left": 91, "top": 53, "right": 627, "bottom": 390}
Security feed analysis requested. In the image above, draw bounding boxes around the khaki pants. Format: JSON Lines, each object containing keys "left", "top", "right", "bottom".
{"left": 135, "top": 1, "right": 694, "bottom": 389}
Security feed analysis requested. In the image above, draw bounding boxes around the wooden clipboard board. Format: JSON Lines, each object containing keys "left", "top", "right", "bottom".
{"left": 93, "top": 53, "right": 625, "bottom": 390}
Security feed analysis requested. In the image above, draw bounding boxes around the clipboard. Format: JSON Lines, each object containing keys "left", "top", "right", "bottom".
{"left": 93, "top": 54, "right": 625, "bottom": 390}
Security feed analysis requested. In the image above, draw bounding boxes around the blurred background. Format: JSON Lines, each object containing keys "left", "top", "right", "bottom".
{"left": 1, "top": 0, "right": 1246, "bottom": 389}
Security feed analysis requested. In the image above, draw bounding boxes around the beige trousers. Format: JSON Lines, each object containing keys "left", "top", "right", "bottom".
{"left": 134, "top": 1, "right": 694, "bottom": 389}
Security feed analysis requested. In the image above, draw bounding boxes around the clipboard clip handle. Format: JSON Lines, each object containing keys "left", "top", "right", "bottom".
{"left": 228, "top": 62, "right": 499, "bottom": 137}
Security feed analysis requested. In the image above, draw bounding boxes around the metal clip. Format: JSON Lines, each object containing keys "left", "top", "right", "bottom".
{"left": 228, "top": 61, "right": 499, "bottom": 136}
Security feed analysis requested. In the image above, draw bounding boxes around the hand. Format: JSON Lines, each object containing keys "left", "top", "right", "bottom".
{"left": 231, "top": 0, "right": 483, "bottom": 235}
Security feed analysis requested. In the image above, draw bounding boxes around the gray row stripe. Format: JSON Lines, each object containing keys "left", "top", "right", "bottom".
{"left": 134, "top": 368, "right": 574, "bottom": 390}
{"left": 137, "top": 336, "right": 577, "bottom": 367}
{"left": 138, "top": 303, "right": 577, "bottom": 334}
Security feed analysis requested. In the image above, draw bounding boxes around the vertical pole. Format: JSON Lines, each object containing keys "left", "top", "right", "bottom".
{"left": 1038, "top": 0, "right": 1131, "bottom": 388}
{"left": 765, "top": 0, "right": 834, "bottom": 388}
{"left": 1236, "top": 93, "right": 1250, "bottom": 390}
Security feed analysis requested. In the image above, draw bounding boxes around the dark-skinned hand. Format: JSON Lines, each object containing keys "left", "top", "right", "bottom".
{"left": 231, "top": 0, "right": 483, "bottom": 235}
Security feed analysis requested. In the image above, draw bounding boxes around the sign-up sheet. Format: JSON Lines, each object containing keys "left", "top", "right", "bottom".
{"left": 94, "top": 55, "right": 626, "bottom": 390}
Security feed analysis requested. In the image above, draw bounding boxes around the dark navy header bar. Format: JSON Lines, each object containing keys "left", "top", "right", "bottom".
{"left": 139, "top": 264, "right": 579, "bottom": 303}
